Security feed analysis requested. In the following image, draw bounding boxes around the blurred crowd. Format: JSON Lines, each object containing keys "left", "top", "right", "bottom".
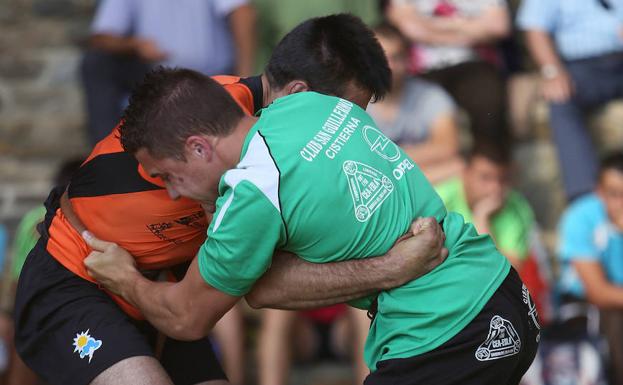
{"left": 1, "top": 0, "right": 623, "bottom": 384}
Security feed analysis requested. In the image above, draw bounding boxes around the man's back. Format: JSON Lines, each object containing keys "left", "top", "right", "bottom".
{"left": 198, "top": 92, "right": 510, "bottom": 369}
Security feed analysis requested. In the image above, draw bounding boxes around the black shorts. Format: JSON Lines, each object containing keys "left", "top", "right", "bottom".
{"left": 14, "top": 237, "right": 227, "bottom": 385}
{"left": 364, "top": 268, "right": 540, "bottom": 385}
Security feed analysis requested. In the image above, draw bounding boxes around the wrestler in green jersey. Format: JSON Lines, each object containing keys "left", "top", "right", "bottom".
{"left": 198, "top": 91, "right": 510, "bottom": 369}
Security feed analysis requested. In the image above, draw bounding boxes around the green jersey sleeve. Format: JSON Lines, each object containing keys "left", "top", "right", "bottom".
{"left": 198, "top": 176, "right": 287, "bottom": 296}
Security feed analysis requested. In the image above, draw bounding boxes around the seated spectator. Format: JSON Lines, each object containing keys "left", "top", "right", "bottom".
{"left": 435, "top": 142, "right": 533, "bottom": 271}
{"left": 367, "top": 22, "right": 463, "bottom": 184}
{"left": 382, "top": 0, "right": 511, "bottom": 144}
{"left": 82, "top": 0, "right": 256, "bottom": 144}
{"left": 517, "top": 0, "right": 623, "bottom": 201}
{"left": 555, "top": 152, "right": 623, "bottom": 385}
{"left": 435, "top": 142, "right": 553, "bottom": 325}
{"left": 257, "top": 306, "right": 369, "bottom": 385}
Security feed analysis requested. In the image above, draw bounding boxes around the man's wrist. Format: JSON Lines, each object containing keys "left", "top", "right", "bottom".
{"left": 119, "top": 269, "right": 144, "bottom": 306}
{"left": 540, "top": 63, "right": 561, "bottom": 80}
{"left": 381, "top": 251, "right": 409, "bottom": 289}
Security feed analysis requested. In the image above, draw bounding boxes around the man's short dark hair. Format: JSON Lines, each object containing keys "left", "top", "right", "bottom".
{"left": 265, "top": 13, "right": 391, "bottom": 102}
{"left": 466, "top": 141, "right": 513, "bottom": 167}
{"left": 120, "top": 67, "right": 244, "bottom": 159}
{"left": 599, "top": 151, "right": 623, "bottom": 179}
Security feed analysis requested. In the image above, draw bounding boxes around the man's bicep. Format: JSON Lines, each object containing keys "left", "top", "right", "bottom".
{"left": 516, "top": 0, "right": 557, "bottom": 32}
{"left": 198, "top": 181, "right": 286, "bottom": 297}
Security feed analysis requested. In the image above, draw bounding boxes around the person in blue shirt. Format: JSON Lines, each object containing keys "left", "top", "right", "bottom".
{"left": 556, "top": 152, "right": 623, "bottom": 384}
{"left": 82, "top": 0, "right": 257, "bottom": 145}
{"left": 517, "top": 0, "right": 623, "bottom": 201}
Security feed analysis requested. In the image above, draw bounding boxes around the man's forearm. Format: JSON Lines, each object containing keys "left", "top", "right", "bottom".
{"left": 388, "top": 4, "right": 508, "bottom": 46}
{"left": 431, "top": 7, "right": 510, "bottom": 45}
{"left": 574, "top": 260, "right": 623, "bottom": 309}
{"left": 525, "top": 30, "right": 564, "bottom": 69}
{"left": 246, "top": 252, "right": 403, "bottom": 309}
{"left": 247, "top": 218, "right": 446, "bottom": 309}
{"left": 89, "top": 34, "right": 138, "bottom": 56}
{"left": 120, "top": 271, "right": 206, "bottom": 340}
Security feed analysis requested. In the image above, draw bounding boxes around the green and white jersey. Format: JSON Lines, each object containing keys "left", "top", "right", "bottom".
{"left": 197, "top": 92, "right": 510, "bottom": 369}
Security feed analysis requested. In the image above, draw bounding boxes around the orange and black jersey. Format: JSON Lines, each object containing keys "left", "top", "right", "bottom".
{"left": 43, "top": 75, "right": 263, "bottom": 318}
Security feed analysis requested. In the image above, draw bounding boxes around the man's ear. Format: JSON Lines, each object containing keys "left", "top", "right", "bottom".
{"left": 285, "top": 80, "right": 310, "bottom": 95}
{"left": 185, "top": 135, "right": 213, "bottom": 161}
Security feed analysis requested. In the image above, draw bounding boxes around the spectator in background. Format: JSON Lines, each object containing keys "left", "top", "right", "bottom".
{"left": 367, "top": 22, "right": 463, "bottom": 184}
{"left": 81, "top": 0, "right": 256, "bottom": 145}
{"left": 517, "top": 0, "right": 623, "bottom": 202}
{"left": 257, "top": 305, "right": 369, "bottom": 385}
{"left": 555, "top": 152, "right": 623, "bottom": 385}
{"left": 382, "top": 0, "right": 511, "bottom": 144}
{"left": 434, "top": 143, "right": 553, "bottom": 323}
{"left": 435, "top": 142, "right": 533, "bottom": 271}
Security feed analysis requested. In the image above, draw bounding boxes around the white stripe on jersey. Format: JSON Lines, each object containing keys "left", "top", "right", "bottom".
{"left": 213, "top": 132, "right": 280, "bottom": 232}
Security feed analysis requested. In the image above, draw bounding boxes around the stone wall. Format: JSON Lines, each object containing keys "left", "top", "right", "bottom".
{"left": 0, "top": 0, "right": 95, "bottom": 227}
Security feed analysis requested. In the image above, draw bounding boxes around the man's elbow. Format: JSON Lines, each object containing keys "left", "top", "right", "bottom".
{"left": 168, "top": 314, "right": 213, "bottom": 341}
{"left": 245, "top": 291, "right": 270, "bottom": 309}
{"left": 585, "top": 290, "right": 617, "bottom": 310}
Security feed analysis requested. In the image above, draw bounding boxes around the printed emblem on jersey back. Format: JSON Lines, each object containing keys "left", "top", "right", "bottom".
{"left": 362, "top": 125, "right": 401, "bottom": 162}
{"left": 343, "top": 160, "right": 394, "bottom": 222}
{"left": 475, "top": 315, "right": 521, "bottom": 361}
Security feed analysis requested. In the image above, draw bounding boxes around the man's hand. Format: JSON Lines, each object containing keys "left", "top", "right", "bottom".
{"left": 472, "top": 194, "right": 504, "bottom": 221}
{"left": 132, "top": 38, "right": 168, "bottom": 62}
{"left": 388, "top": 217, "right": 448, "bottom": 283}
{"left": 83, "top": 231, "right": 142, "bottom": 298}
{"left": 542, "top": 70, "right": 574, "bottom": 103}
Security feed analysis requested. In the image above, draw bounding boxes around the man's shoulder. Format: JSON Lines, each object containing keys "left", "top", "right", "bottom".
{"left": 564, "top": 193, "right": 604, "bottom": 222}
{"left": 501, "top": 190, "right": 534, "bottom": 219}
{"left": 434, "top": 177, "right": 463, "bottom": 202}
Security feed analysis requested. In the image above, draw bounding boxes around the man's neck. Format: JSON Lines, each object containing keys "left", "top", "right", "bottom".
{"left": 215, "top": 115, "right": 259, "bottom": 168}
{"left": 260, "top": 74, "right": 272, "bottom": 108}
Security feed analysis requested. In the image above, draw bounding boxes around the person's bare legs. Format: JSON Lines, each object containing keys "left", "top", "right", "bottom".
{"left": 257, "top": 309, "right": 296, "bottom": 385}
{"left": 213, "top": 305, "right": 245, "bottom": 385}
{"left": 89, "top": 356, "right": 230, "bottom": 385}
{"left": 6, "top": 349, "right": 40, "bottom": 385}
{"left": 89, "top": 356, "right": 173, "bottom": 385}
{"left": 349, "top": 307, "right": 371, "bottom": 385}
{"left": 327, "top": 307, "right": 370, "bottom": 385}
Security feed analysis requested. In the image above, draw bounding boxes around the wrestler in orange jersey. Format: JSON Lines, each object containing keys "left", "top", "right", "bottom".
{"left": 47, "top": 75, "right": 262, "bottom": 318}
